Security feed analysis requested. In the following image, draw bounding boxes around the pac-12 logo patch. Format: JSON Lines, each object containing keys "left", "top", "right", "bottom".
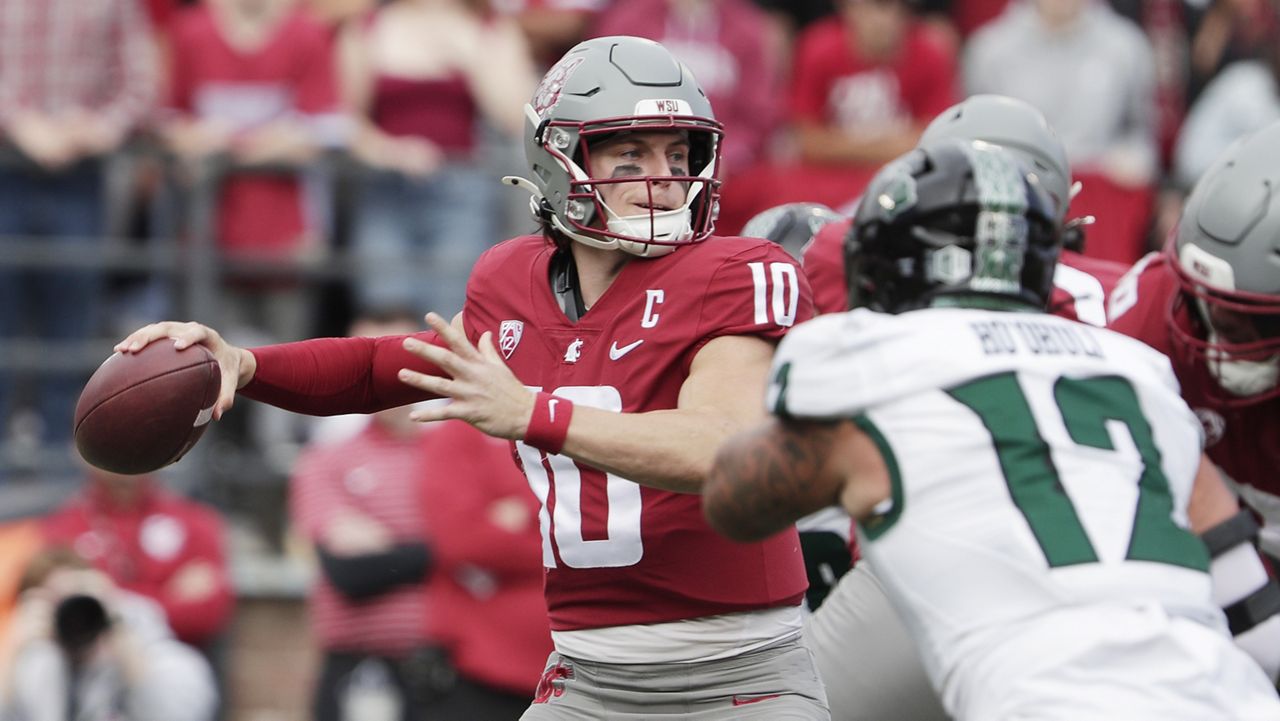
{"left": 500, "top": 320, "right": 524, "bottom": 359}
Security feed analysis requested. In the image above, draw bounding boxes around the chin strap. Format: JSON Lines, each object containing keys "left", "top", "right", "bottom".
{"left": 1202, "top": 509, "right": 1280, "bottom": 682}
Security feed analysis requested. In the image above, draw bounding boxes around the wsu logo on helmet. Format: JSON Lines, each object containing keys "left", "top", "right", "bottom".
{"left": 499, "top": 320, "right": 524, "bottom": 359}
{"left": 532, "top": 55, "right": 585, "bottom": 118}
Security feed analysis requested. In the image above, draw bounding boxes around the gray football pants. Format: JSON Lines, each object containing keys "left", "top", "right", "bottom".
{"left": 804, "top": 562, "right": 952, "bottom": 721}
{"left": 518, "top": 632, "right": 830, "bottom": 720}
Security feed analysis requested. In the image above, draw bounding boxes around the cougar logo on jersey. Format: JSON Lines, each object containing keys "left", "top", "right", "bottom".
{"left": 564, "top": 338, "right": 584, "bottom": 363}
{"left": 1195, "top": 407, "right": 1226, "bottom": 447}
{"left": 499, "top": 320, "right": 524, "bottom": 359}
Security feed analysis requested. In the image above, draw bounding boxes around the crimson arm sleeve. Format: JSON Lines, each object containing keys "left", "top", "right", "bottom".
{"left": 240, "top": 332, "right": 447, "bottom": 415}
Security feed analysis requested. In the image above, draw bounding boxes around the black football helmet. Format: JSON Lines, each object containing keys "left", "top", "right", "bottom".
{"left": 845, "top": 139, "right": 1061, "bottom": 314}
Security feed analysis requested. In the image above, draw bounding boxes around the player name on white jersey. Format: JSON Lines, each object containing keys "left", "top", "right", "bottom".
{"left": 968, "top": 318, "right": 1105, "bottom": 359}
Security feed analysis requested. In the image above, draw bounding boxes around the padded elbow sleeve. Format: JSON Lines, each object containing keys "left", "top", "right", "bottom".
{"left": 1202, "top": 510, "right": 1280, "bottom": 681}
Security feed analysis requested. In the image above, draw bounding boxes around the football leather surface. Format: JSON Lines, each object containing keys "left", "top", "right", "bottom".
{"left": 74, "top": 343, "right": 220, "bottom": 475}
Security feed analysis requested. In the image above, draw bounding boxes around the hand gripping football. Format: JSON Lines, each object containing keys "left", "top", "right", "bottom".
{"left": 74, "top": 343, "right": 220, "bottom": 475}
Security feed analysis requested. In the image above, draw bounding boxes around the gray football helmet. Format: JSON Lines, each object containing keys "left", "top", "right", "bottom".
{"left": 504, "top": 36, "right": 723, "bottom": 258}
{"left": 1170, "top": 120, "right": 1280, "bottom": 401}
{"left": 741, "top": 202, "right": 844, "bottom": 260}
{"left": 920, "top": 95, "right": 1074, "bottom": 223}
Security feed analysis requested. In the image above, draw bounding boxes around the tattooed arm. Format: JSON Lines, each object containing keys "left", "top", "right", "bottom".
{"left": 703, "top": 415, "right": 889, "bottom": 542}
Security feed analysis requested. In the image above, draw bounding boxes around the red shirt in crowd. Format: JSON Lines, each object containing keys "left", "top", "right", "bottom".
{"left": 42, "top": 479, "right": 234, "bottom": 648}
{"left": 165, "top": 5, "right": 339, "bottom": 257}
{"left": 290, "top": 420, "right": 436, "bottom": 657}
{"left": 0, "top": 0, "right": 155, "bottom": 134}
{"left": 789, "top": 17, "right": 956, "bottom": 139}
{"left": 419, "top": 421, "right": 551, "bottom": 695}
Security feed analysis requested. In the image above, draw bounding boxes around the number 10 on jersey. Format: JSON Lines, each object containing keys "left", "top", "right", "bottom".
{"left": 515, "top": 385, "right": 645, "bottom": 569}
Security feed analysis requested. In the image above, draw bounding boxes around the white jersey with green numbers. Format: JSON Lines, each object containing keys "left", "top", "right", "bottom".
{"left": 769, "top": 307, "right": 1229, "bottom": 718}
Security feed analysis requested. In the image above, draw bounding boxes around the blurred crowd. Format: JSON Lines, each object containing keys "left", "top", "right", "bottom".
{"left": 1, "top": 0, "right": 1279, "bottom": 717}
{"left": 4, "top": 0, "right": 1280, "bottom": 466}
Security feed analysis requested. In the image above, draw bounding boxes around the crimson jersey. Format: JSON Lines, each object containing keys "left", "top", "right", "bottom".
{"left": 1107, "top": 252, "right": 1279, "bottom": 498}
{"left": 803, "top": 217, "right": 852, "bottom": 315}
{"left": 801, "top": 217, "right": 1125, "bottom": 325}
{"left": 462, "top": 235, "right": 812, "bottom": 632}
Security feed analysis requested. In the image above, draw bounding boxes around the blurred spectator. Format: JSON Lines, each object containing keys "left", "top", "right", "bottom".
{"left": 1174, "top": 35, "right": 1280, "bottom": 188}
{"left": 143, "top": 0, "right": 184, "bottom": 30}
{"left": 339, "top": 0, "right": 537, "bottom": 320}
{"left": 750, "top": 0, "right": 836, "bottom": 33}
{"left": 0, "top": 547, "right": 217, "bottom": 721}
{"left": 0, "top": 520, "right": 44, "bottom": 635}
{"left": 160, "top": 0, "right": 345, "bottom": 341}
{"left": 1188, "top": 0, "right": 1279, "bottom": 94}
{"left": 41, "top": 468, "right": 234, "bottom": 651}
{"left": 589, "top": 0, "right": 785, "bottom": 179}
{"left": 1109, "top": 0, "right": 1196, "bottom": 169}
{"left": 288, "top": 309, "right": 436, "bottom": 721}
{"left": 0, "top": 0, "right": 157, "bottom": 455}
{"left": 965, "top": 0, "right": 1158, "bottom": 263}
{"left": 791, "top": 0, "right": 957, "bottom": 169}
{"left": 965, "top": 0, "right": 1158, "bottom": 187}
{"left": 492, "top": 0, "right": 609, "bottom": 69}
{"left": 418, "top": 421, "right": 552, "bottom": 720}
{"left": 306, "top": 0, "right": 378, "bottom": 34}
{"left": 713, "top": 0, "right": 956, "bottom": 230}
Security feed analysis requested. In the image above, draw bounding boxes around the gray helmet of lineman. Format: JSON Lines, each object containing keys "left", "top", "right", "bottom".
{"left": 920, "top": 95, "right": 1074, "bottom": 223}
{"left": 503, "top": 36, "right": 724, "bottom": 258}
{"left": 1170, "top": 119, "right": 1280, "bottom": 401}
{"left": 741, "top": 202, "right": 844, "bottom": 261}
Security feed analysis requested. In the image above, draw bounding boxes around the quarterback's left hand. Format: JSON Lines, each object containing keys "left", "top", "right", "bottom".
{"left": 397, "top": 312, "right": 535, "bottom": 440}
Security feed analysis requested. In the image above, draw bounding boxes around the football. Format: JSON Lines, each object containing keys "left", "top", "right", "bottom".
{"left": 74, "top": 342, "right": 221, "bottom": 475}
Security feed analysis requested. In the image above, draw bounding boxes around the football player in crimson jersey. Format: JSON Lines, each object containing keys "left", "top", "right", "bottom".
{"left": 115, "top": 37, "right": 828, "bottom": 719}
{"left": 1108, "top": 120, "right": 1280, "bottom": 677}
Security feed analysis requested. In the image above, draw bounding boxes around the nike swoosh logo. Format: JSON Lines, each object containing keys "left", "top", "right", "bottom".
{"left": 731, "top": 694, "right": 782, "bottom": 707}
{"left": 548, "top": 399, "right": 559, "bottom": 423}
{"left": 609, "top": 339, "right": 644, "bottom": 360}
